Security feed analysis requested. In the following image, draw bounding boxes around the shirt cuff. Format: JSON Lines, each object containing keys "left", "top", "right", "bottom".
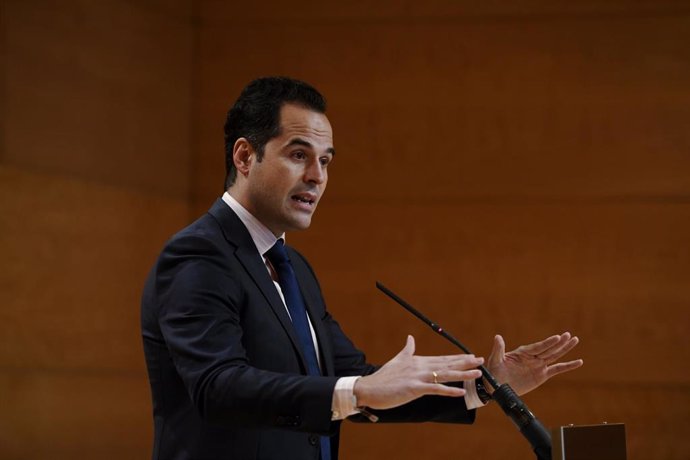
{"left": 464, "top": 379, "right": 486, "bottom": 410}
{"left": 331, "top": 376, "right": 362, "bottom": 420}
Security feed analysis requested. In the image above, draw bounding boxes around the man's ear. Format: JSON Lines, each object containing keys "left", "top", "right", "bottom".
{"left": 233, "top": 138, "right": 254, "bottom": 178}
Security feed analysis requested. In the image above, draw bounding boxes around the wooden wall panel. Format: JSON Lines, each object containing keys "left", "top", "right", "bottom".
{"left": 1, "top": 1, "right": 194, "bottom": 458}
{"left": 201, "top": 0, "right": 690, "bottom": 22}
{"left": 0, "top": 166, "right": 190, "bottom": 371}
{"left": 2, "top": 0, "right": 194, "bottom": 197}
{"left": 0, "top": 166, "right": 189, "bottom": 458}
{"left": 194, "top": 13, "right": 690, "bottom": 205}
{"left": 195, "top": 2, "right": 690, "bottom": 459}
{"left": 0, "top": 371, "right": 151, "bottom": 460}
{"left": 293, "top": 202, "right": 690, "bottom": 384}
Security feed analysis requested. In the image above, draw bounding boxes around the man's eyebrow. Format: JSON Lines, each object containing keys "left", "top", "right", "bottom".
{"left": 287, "top": 138, "right": 336, "bottom": 156}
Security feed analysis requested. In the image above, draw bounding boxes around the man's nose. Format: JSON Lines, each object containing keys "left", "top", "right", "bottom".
{"left": 304, "top": 159, "right": 325, "bottom": 184}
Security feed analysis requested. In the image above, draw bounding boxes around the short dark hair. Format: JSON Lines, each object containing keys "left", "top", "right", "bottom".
{"left": 223, "top": 77, "right": 327, "bottom": 189}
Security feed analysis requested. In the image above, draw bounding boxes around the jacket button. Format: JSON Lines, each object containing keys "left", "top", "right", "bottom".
{"left": 308, "top": 434, "right": 318, "bottom": 446}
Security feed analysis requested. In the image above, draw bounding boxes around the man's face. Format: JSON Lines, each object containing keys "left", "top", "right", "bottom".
{"left": 243, "top": 104, "right": 334, "bottom": 236}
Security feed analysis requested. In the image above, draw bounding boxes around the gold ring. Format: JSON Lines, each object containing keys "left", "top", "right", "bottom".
{"left": 432, "top": 371, "right": 439, "bottom": 384}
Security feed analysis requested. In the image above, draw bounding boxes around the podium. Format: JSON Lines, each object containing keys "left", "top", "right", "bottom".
{"left": 551, "top": 423, "right": 627, "bottom": 460}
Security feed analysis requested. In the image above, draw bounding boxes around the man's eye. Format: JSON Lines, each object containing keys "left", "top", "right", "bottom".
{"left": 292, "top": 151, "right": 306, "bottom": 160}
{"left": 319, "top": 156, "right": 331, "bottom": 166}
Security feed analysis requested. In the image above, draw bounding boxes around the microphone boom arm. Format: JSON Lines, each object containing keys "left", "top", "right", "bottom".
{"left": 375, "top": 281, "right": 552, "bottom": 460}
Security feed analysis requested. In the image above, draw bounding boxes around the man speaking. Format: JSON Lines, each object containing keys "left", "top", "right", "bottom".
{"left": 141, "top": 77, "right": 582, "bottom": 460}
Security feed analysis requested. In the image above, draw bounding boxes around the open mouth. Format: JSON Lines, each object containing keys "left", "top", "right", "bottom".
{"left": 291, "top": 194, "right": 316, "bottom": 205}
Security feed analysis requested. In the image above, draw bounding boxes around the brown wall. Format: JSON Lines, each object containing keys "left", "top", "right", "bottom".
{"left": 195, "top": 2, "right": 690, "bottom": 459}
{"left": 0, "top": 0, "right": 194, "bottom": 458}
{"left": 2, "top": 1, "right": 689, "bottom": 459}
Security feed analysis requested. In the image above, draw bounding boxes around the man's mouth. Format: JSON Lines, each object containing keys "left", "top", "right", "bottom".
{"left": 291, "top": 193, "right": 316, "bottom": 206}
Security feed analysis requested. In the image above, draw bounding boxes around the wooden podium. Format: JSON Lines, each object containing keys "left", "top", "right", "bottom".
{"left": 551, "top": 423, "right": 627, "bottom": 460}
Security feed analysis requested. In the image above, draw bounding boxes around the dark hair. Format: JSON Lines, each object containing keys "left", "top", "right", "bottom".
{"left": 223, "top": 77, "right": 327, "bottom": 189}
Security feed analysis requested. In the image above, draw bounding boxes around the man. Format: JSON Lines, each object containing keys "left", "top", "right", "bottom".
{"left": 141, "top": 77, "right": 582, "bottom": 460}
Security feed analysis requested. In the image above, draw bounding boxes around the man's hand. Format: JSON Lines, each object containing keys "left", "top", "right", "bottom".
{"left": 486, "top": 332, "right": 583, "bottom": 396}
{"left": 353, "top": 335, "right": 483, "bottom": 410}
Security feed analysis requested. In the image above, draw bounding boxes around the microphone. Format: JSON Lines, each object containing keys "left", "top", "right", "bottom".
{"left": 376, "top": 281, "right": 552, "bottom": 460}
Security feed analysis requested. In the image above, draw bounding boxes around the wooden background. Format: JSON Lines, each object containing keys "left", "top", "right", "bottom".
{"left": 1, "top": 1, "right": 689, "bottom": 459}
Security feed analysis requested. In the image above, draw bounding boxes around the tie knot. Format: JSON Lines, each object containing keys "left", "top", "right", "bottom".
{"left": 265, "top": 239, "right": 289, "bottom": 266}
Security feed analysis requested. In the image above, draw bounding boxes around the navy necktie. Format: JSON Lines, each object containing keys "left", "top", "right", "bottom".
{"left": 265, "top": 240, "right": 331, "bottom": 460}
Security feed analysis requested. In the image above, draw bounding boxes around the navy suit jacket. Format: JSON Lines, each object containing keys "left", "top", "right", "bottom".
{"left": 141, "top": 199, "right": 475, "bottom": 460}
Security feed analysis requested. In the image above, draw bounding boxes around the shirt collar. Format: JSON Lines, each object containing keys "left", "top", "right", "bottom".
{"left": 222, "top": 192, "right": 284, "bottom": 256}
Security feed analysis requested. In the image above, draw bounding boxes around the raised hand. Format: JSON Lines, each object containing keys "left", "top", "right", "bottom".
{"left": 353, "top": 335, "right": 484, "bottom": 410}
{"left": 486, "top": 332, "right": 583, "bottom": 396}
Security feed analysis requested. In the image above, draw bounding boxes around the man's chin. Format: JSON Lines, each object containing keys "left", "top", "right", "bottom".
{"left": 285, "top": 215, "right": 313, "bottom": 233}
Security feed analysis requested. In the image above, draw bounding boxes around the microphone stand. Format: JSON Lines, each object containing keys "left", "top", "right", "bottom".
{"left": 376, "top": 282, "right": 552, "bottom": 460}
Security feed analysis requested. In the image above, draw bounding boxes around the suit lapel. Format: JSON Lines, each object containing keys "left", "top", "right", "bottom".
{"left": 207, "top": 199, "right": 310, "bottom": 372}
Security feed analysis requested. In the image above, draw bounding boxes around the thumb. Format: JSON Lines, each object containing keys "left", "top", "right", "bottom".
{"left": 397, "top": 335, "right": 415, "bottom": 357}
{"left": 490, "top": 334, "right": 506, "bottom": 362}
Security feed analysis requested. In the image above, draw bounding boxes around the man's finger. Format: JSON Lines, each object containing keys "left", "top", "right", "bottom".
{"left": 419, "top": 383, "right": 466, "bottom": 397}
{"left": 439, "top": 354, "right": 483, "bottom": 366}
{"left": 545, "top": 359, "right": 584, "bottom": 378}
{"left": 518, "top": 334, "right": 563, "bottom": 356}
{"left": 435, "top": 369, "right": 482, "bottom": 383}
{"left": 415, "top": 354, "right": 483, "bottom": 369}
{"left": 541, "top": 336, "right": 579, "bottom": 362}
